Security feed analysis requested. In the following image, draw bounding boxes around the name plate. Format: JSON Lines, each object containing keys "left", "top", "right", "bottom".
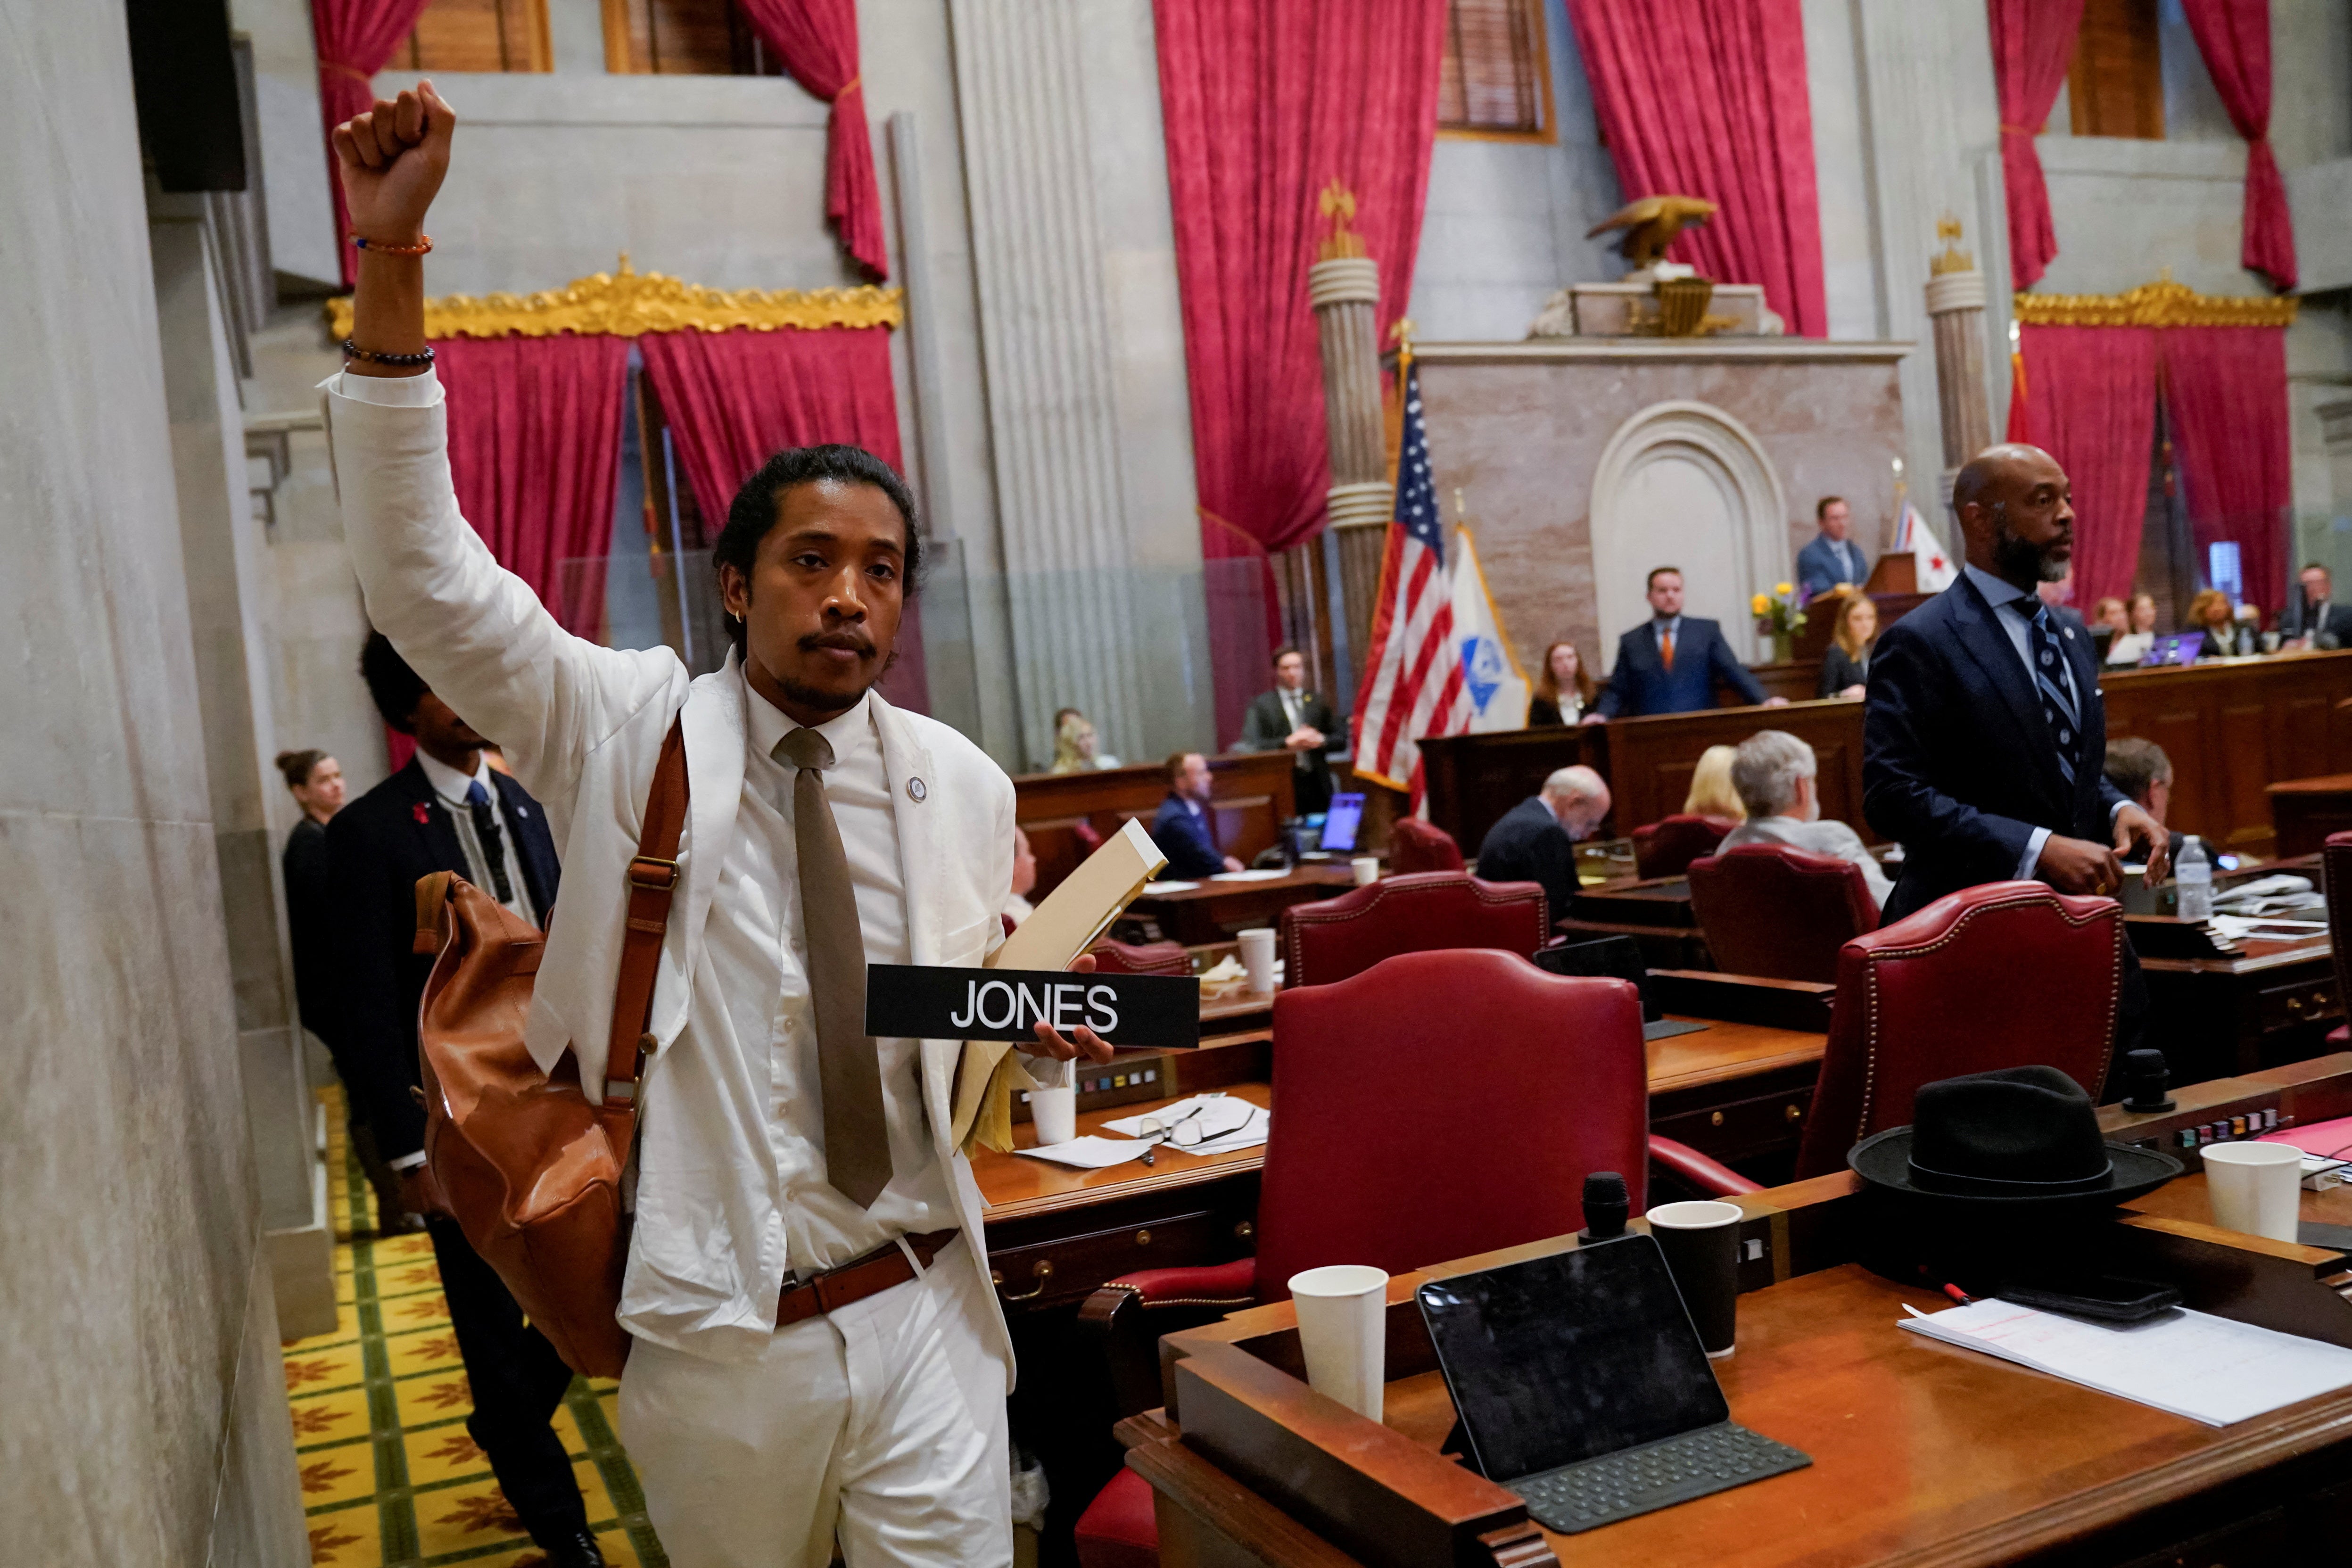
{"left": 865, "top": 965, "right": 1201, "bottom": 1049}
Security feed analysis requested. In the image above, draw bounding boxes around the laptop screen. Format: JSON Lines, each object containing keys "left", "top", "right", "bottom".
{"left": 1418, "top": 1236, "right": 1728, "bottom": 1483}
{"left": 1319, "top": 792, "right": 1365, "bottom": 853}
{"left": 2141, "top": 632, "right": 2202, "bottom": 667}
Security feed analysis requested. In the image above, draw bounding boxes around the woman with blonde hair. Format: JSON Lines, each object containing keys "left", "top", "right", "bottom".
{"left": 1048, "top": 709, "right": 1119, "bottom": 773}
{"left": 1816, "top": 593, "right": 1878, "bottom": 699}
{"left": 2188, "top": 588, "right": 2236, "bottom": 659}
{"left": 1684, "top": 744, "right": 1745, "bottom": 822}
{"left": 1528, "top": 640, "right": 1597, "bottom": 726}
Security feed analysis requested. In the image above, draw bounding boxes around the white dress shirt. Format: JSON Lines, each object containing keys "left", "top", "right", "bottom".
{"left": 415, "top": 748, "right": 539, "bottom": 926}
{"left": 1960, "top": 566, "right": 2124, "bottom": 878}
{"left": 716, "top": 680, "right": 956, "bottom": 1275}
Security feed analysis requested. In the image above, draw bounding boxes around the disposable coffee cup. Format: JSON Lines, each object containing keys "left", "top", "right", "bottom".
{"left": 1647, "top": 1200, "right": 1742, "bottom": 1358}
{"left": 1238, "top": 927, "right": 1278, "bottom": 994}
{"left": 1351, "top": 856, "right": 1380, "bottom": 886}
{"left": 1029, "top": 1084, "right": 1077, "bottom": 1147}
{"left": 2202, "top": 1141, "right": 2302, "bottom": 1243}
{"left": 1288, "top": 1265, "right": 1388, "bottom": 1420}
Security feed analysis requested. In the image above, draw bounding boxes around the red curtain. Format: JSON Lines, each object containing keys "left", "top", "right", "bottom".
{"left": 1987, "top": 0, "right": 2087, "bottom": 291}
{"left": 1564, "top": 0, "right": 1827, "bottom": 337}
{"left": 2017, "top": 325, "right": 2158, "bottom": 610}
{"left": 2178, "top": 0, "right": 2296, "bottom": 291}
{"left": 2166, "top": 326, "right": 2292, "bottom": 612}
{"left": 308, "top": 0, "right": 436, "bottom": 287}
{"left": 1153, "top": 0, "right": 1446, "bottom": 739}
{"left": 434, "top": 334, "right": 632, "bottom": 635}
{"left": 734, "top": 0, "right": 889, "bottom": 280}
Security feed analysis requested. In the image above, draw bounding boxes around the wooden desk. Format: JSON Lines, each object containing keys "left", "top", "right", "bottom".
{"left": 1419, "top": 726, "right": 1599, "bottom": 857}
{"left": 1015, "top": 751, "right": 1296, "bottom": 900}
{"left": 1126, "top": 1059, "right": 2352, "bottom": 1567}
{"left": 1126, "top": 866, "right": 1356, "bottom": 945}
{"left": 2269, "top": 771, "right": 2352, "bottom": 858}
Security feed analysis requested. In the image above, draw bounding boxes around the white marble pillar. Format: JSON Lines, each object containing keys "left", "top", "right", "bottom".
{"left": 947, "top": 0, "right": 1150, "bottom": 767}
{"left": 1925, "top": 262, "right": 1994, "bottom": 488}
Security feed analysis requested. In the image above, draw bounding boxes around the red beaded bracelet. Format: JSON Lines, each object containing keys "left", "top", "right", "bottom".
{"left": 352, "top": 233, "right": 433, "bottom": 256}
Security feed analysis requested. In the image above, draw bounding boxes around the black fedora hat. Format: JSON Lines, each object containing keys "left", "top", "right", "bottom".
{"left": 1849, "top": 1065, "right": 2180, "bottom": 1209}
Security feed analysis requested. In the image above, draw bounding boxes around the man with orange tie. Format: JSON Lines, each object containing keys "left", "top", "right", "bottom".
{"left": 1587, "top": 567, "right": 1789, "bottom": 720}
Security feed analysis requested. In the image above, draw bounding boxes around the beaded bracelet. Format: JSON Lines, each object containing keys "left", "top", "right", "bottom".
{"left": 341, "top": 338, "right": 436, "bottom": 368}
{"left": 351, "top": 233, "right": 433, "bottom": 256}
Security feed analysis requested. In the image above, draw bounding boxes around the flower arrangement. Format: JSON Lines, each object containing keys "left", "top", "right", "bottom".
{"left": 1752, "top": 583, "right": 1806, "bottom": 641}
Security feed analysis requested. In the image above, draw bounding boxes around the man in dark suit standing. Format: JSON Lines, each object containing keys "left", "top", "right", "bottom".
{"left": 1587, "top": 567, "right": 1790, "bottom": 721}
{"left": 1238, "top": 646, "right": 1340, "bottom": 814}
{"left": 1474, "top": 766, "right": 1612, "bottom": 920}
{"left": 329, "top": 634, "right": 600, "bottom": 1568}
{"left": 1795, "top": 496, "right": 1871, "bottom": 602}
{"left": 1151, "top": 751, "right": 1244, "bottom": 878}
{"left": 1864, "top": 445, "right": 2170, "bottom": 926}
{"left": 2282, "top": 563, "right": 2352, "bottom": 647}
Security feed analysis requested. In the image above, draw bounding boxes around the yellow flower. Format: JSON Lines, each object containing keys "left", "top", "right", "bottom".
{"left": 1750, "top": 594, "right": 1770, "bottom": 615}
{"left": 1774, "top": 582, "right": 1793, "bottom": 597}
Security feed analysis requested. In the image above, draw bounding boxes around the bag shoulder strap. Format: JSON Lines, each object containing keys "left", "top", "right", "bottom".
{"left": 603, "top": 718, "right": 689, "bottom": 1106}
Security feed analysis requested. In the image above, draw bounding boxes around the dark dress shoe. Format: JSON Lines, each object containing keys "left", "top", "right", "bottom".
{"left": 541, "top": 1529, "right": 607, "bottom": 1568}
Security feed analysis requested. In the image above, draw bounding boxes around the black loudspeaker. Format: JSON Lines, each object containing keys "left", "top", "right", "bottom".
{"left": 125, "top": 0, "right": 247, "bottom": 193}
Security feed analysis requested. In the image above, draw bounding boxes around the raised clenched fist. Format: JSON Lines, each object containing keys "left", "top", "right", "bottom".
{"left": 332, "top": 81, "right": 456, "bottom": 245}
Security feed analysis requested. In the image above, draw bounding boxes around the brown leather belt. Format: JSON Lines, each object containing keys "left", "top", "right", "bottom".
{"left": 776, "top": 1229, "right": 960, "bottom": 1329}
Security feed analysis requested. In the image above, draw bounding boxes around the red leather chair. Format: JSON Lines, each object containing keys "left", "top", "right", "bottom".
{"left": 1632, "top": 813, "right": 1737, "bottom": 880}
{"left": 1073, "top": 949, "right": 1750, "bottom": 1566}
{"left": 1279, "top": 872, "right": 1549, "bottom": 990}
{"left": 1686, "top": 842, "right": 1879, "bottom": 982}
{"left": 2327, "top": 832, "right": 2352, "bottom": 1047}
{"left": 1086, "top": 938, "right": 1192, "bottom": 976}
{"left": 1387, "top": 817, "right": 1465, "bottom": 874}
{"left": 1793, "top": 880, "right": 2122, "bottom": 1180}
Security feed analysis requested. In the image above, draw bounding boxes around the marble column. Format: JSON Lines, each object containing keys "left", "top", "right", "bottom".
{"left": 0, "top": 0, "right": 307, "bottom": 1560}
{"left": 947, "top": 0, "right": 1149, "bottom": 768}
{"left": 1925, "top": 260, "right": 1993, "bottom": 489}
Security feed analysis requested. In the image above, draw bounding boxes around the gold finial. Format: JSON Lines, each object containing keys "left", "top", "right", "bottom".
{"left": 1930, "top": 214, "right": 1974, "bottom": 276}
{"left": 1452, "top": 487, "right": 1467, "bottom": 520}
{"left": 1388, "top": 316, "right": 1415, "bottom": 372}
{"left": 1317, "top": 180, "right": 1366, "bottom": 260}
{"left": 617, "top": 250, "right": 633, "bottom": 275}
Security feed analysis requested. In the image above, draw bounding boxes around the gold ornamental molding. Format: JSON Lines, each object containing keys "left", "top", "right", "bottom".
{"left": 325, "top": 254, "right": 903, "bottom": 340}
{"left": 2013, "top": 275, "right": 2297, "bottom": 330}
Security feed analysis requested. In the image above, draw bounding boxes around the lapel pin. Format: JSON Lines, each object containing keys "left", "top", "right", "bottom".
{"left": 907, "top": 777, "right": 928, "bottom": 803}
{"left": 412, "top": 802, "right": 431, "bottom": 825}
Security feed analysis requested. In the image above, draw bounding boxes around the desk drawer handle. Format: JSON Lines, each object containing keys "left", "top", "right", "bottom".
{"left": 1710, "top": 1112, "right": 1725, "bottom": 1127}
{"left": 1135, "top": 1229, "right": 1153, "bottom": 1247}
{"left": 1785, "top": 1104, "right": 1803, "bottom": 1122}
{"left": 1234, "top": 1221, "right": 1254, "bottom": 1242}
{"left": 993, "top": 1260, "right": 1053, "bottom": 1302}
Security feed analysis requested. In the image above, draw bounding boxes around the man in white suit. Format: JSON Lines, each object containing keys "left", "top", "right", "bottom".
{"left": 327, "top": 83, "right": 1112, "bottom": 1568}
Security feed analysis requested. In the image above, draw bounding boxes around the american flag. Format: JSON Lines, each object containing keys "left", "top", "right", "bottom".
{"left": 1352, "top": 365, "right": 1471, "bottom": 807}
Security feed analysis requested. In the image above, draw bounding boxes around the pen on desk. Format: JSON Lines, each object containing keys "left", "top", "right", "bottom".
{"left": 1942, "top": 1283, "right": 1975, "bottom": 1306}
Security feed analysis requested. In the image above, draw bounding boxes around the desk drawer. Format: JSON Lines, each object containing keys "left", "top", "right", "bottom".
{"left": 988, "top": 1207, "right": 1246, "bottom": 1312}
{"left": 1652, "top": 1086, "right": 1814, "bottom": 1163}
{"left": 2258, "top": 976, "right": 2340, "bottom": 1036}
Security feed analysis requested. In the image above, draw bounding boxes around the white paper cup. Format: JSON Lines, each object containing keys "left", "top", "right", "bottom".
{"left": 1352, "top": 855, "right": 1380, "bottom": 886}
{"left": 1288, "top": 1265, "right": 1388, "bottom": 1421}
{"left": 2202, "top": 1142, "right": 2302, "bottom": 1242}
{"left": 1030, "top": 1084, "right": 1077, "bottom": 1147}
{"left": 1238, "top": 928, "right": 1278, "bottom": 993}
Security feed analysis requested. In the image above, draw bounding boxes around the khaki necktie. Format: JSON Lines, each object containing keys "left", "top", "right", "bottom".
{"left": 777, "top": 726, "right": 892, "bottom": 1208}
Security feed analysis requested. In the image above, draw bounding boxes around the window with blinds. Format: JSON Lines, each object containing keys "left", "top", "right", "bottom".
{"left": 2066, "top": 0, "right": 2164, "bottom": 139}
{"left": 395, "top": 0, "right": 551, "bottom": 73}
{"left": 1439, "top": 0, "right": 1552, "bottom": 140}
{"left": 602, "top": 0, "right": 785, "bottom": 76}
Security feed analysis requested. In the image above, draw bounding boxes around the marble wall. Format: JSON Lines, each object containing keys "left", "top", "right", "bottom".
{"left": 1412, "top": 343, "right": 1907, "bottom": 679}
{"left": 0, "top": 1, "right": 305, "bottom": 1560}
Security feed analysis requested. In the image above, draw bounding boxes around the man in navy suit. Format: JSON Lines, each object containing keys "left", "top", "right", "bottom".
{"left": 1587, "top": 567, "right": 1789, "bottom": 721}
{"left": 328, "top": 634, "right": 600, "bottom": 1568}
{"left": 1151, "top": 751, "right": 1243, "bottom": 877}
{"left": 1863, "top": 445, "right": 2170, "bottom": 926}
{"left": 1795, "top": 496, "right": 1871, "bottom": 602}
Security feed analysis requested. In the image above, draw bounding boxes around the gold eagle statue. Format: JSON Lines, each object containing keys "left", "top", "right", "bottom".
{"left": 1586, "top": 195, "right": 1718, "bottom": 268}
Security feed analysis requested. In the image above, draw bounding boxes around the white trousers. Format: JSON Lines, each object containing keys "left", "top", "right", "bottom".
{"left": 619, "top": 1237, "right": 1012, "bottom": 1568}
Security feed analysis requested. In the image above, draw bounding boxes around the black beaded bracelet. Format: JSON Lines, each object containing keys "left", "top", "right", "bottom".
{"left": 341, "top": 338, "right": 436, "bottom": 368}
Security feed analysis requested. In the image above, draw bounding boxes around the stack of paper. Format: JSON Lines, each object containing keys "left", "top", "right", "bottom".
{"left": 1103, "top": 1095, "right": 1270, "bottom": 1156}
{"left": 1899, "top": 1298, "right": 2352, "bottom": 1425}
{"left": 1014, "top": 1137, "right": 1163, "bottom": 1170}
{"left": 1208, "top": 868, "right": 1292, "bottom": 883}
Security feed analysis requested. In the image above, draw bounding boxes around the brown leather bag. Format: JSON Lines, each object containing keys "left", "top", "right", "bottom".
{"left": 411, "top": 721, "right": 688, "bottom": 1377}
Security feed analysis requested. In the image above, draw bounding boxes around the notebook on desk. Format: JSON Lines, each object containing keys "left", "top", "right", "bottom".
{"left": 1417, "top": 1236, "right": 1809, "bottom": 1535}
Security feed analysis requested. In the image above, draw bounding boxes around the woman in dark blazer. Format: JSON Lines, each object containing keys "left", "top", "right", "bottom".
{"left": 1528, "top": 639, "right": 1598, "bottom": 725}
{"left": 1816, "top": 592, "right": 1878, "bottom": 699}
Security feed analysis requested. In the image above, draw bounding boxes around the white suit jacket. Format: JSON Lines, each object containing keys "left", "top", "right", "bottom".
{"left": 322, "top": 375, "right": 1020, "bottom": 1373}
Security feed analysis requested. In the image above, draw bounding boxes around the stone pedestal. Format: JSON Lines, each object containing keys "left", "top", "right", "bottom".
{"left": 1925, "top": 265, "right": 1993, "bottom": 489}
{"left": 1531, "top": 281, "right": 1778, "bottom": 338}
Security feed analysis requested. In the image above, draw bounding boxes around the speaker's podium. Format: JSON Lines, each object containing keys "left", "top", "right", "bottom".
{"left": 1791, "top": 553, "right": 1932, "bottom": 662}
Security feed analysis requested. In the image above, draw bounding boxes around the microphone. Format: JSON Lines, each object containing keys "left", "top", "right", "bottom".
{"left": 1578, "top": 1172, "right": 1630, "bottom": 1243}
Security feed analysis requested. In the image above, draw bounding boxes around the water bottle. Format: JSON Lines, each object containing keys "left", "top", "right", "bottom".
{"left": 2175, "top": 835, "right": 2213, "bottom": 923}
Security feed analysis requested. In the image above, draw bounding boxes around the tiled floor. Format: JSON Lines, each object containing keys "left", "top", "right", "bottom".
{"left": 286, "top": 1090, "right": 668, "bottom": 1567}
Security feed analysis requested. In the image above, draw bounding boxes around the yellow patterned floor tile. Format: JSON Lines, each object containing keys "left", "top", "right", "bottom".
{"left": 403, "top": 1425, "right": 495, "bottom": 1488}
{"left": 370, "top": 1232, "right": 440, "bottom": 1265}
{"left": 571, "top": 1455, "right": 618, "bottom": 1522}
{"left": 415, "top": 1479, "right": 533, "bottom": 1557}
{"left": 384, "top": 1289, "right": 453, "bottom": 1329}
{"left": 396, "top": 1370, "right": 476, "bottom": 1428}
{"left": 551, "top": 1403, "right": 590, "bottom": 1458}
{"left": 385, "top": 1325, "right": 467, "bottom": 1378}
{"left": 302, "top": 1505, "right": 380, "bottom": 1568}
{"left": 379, "top": 1257, "right": 444, "bottom": 1294}
{"left": 281, "top": 1340, "right": 365, "bottom": 1394}
{"left": 294, "top": 1445, "right": 378, "bottom": 1507}
{"left": 287, "top": 1388, "right": 370, "bottom": 1447}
